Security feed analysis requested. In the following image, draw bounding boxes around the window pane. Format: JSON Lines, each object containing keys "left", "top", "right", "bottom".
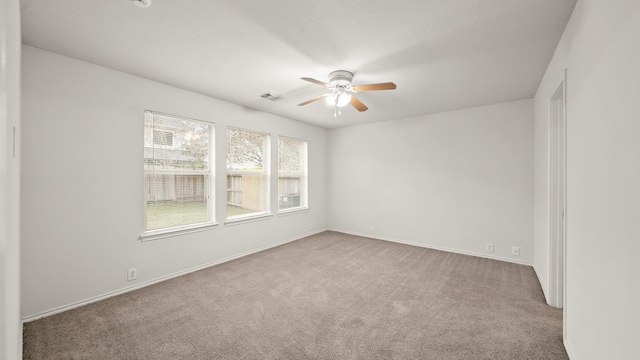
{"left": 226, "top": 128, "right": 269, "bottom": 219}
{"left": 146, "top": 174, "right": 208, "bottom": 229}
{"left": 144, "top": 111, "right": 213, "bottom": 231}
{"left": 278, "top": 137, "right": 307, "bottom": 211}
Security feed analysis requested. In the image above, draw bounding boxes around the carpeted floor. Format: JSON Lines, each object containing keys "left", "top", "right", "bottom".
{"left": 23, "top": 231, "right": 567, "bottom": 359}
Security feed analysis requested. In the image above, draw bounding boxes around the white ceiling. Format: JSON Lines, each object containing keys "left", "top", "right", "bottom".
{"left": 20, "top": 0, "right": 576, "bottom": 128}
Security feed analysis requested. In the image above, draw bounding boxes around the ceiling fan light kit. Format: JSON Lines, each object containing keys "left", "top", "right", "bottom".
{"left": 298, "top": 70, "right": 396, "bottom": 117}
{"left": 325, "top": 88, "right": 352, "bottom": 107}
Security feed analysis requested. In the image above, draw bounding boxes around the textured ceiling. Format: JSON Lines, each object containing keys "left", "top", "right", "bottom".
{"left": 20, "top": 0, "right": 576, "bottom": 128}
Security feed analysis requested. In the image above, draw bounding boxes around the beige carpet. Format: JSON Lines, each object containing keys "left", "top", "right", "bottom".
{"left": 23, "top": 231, "right": 567, "bottom": 359}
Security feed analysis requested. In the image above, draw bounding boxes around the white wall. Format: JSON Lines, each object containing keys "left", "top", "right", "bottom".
{"left": 533, "top": 0, "right": 640, "bottom": 358}
{"left": 0, "top": 0, "right": 22, "bottom": 359}
{"left": 21, "top": 46, "right": 328, "bottom": 318}
{"left": 328, "top": 99, "right": 534, "bottom": 264}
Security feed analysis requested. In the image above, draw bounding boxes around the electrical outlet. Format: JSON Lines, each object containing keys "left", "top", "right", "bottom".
{"left": 310, "top": 223, "right": 314, "bottom": 230}
{"left": 370, "top": 227, "right": 375, "bottom": 234}
{"left": 512, "top": 247, "right": 520, "bottom": 256}
{"left": 127, "top": 268, "right": 137, "bottom": 281}
{"left": 486, "top": 243, "right": 494, "bottom": 253}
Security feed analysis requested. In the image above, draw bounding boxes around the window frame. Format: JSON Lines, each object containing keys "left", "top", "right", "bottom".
{"left": 277, "top": 136, "right": 308, "bottom": 214}
{"left": 225, "top": 127, "right": 271, "bottom": 224}
{"left": 140, "top": 110, "right": 217, "bottom": 241}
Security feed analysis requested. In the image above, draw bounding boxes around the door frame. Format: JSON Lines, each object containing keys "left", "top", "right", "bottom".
{"left": 548, "top": 70, "right": 568, "bottom": 322}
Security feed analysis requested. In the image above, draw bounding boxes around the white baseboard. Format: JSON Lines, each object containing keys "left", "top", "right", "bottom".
{"left": 564, "top": 338, "right": 575, "bottom": 359}
{"left": 329, "top": 228, "right": 533, "bottom": 266}
{"left": 532, "top": 264, "right": 551, "bottom": 305}
{"left": 22, "top": 228, "right": 327, "bottom": 323}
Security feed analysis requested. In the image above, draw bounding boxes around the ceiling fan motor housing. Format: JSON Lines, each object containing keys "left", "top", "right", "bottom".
{"left": 328, "top": 70, "right": 353, "bottom": 87}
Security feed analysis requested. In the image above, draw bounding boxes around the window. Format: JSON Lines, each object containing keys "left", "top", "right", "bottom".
{"left": 143, "top": 111, "right": 214, "bottom": 234}
{"left": 226, "top": 128, "right": 270, "bottom": 220}
{"left": 278, "top": 136, "right": 307, "bottom": 211}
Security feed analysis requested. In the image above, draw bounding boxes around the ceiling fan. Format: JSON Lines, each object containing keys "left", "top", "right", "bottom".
{"left": 298, "top": 70, "right": 396, "bottom": 117}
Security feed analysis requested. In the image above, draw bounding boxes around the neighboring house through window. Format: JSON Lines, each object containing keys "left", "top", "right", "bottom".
{"left": 143, "top": 111, "right": 214, "bottom": 234}
{"left": 153, "top": 129, "right": 174, "bottom": 147}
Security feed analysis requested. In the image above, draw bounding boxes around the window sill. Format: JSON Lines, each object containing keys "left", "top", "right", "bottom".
{"left": 139, "top": 222, "right": 218, "bottom": 242}
{"left": 277, "top": 207, "right": 309, "bottom": 217}
{"left": 224, "top": 213, "right": 273, "bottom": 227}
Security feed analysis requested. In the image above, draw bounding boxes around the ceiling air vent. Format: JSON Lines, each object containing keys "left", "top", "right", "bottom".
{"left": 260, "top": 92, "right": 286, "bottom": 102}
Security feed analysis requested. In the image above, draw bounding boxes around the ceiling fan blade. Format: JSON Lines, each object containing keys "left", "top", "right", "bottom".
{"left": 352, "top": 82, "right": 397, "bottom": 92}
{"left": 350, "top": 96, "right": 368, "bottom": 112}
{"left": 301, "top": 77, "right": 330, "bottom": 87}
{"left": 298, "top": 94, "right": 328, "bottom": 106}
